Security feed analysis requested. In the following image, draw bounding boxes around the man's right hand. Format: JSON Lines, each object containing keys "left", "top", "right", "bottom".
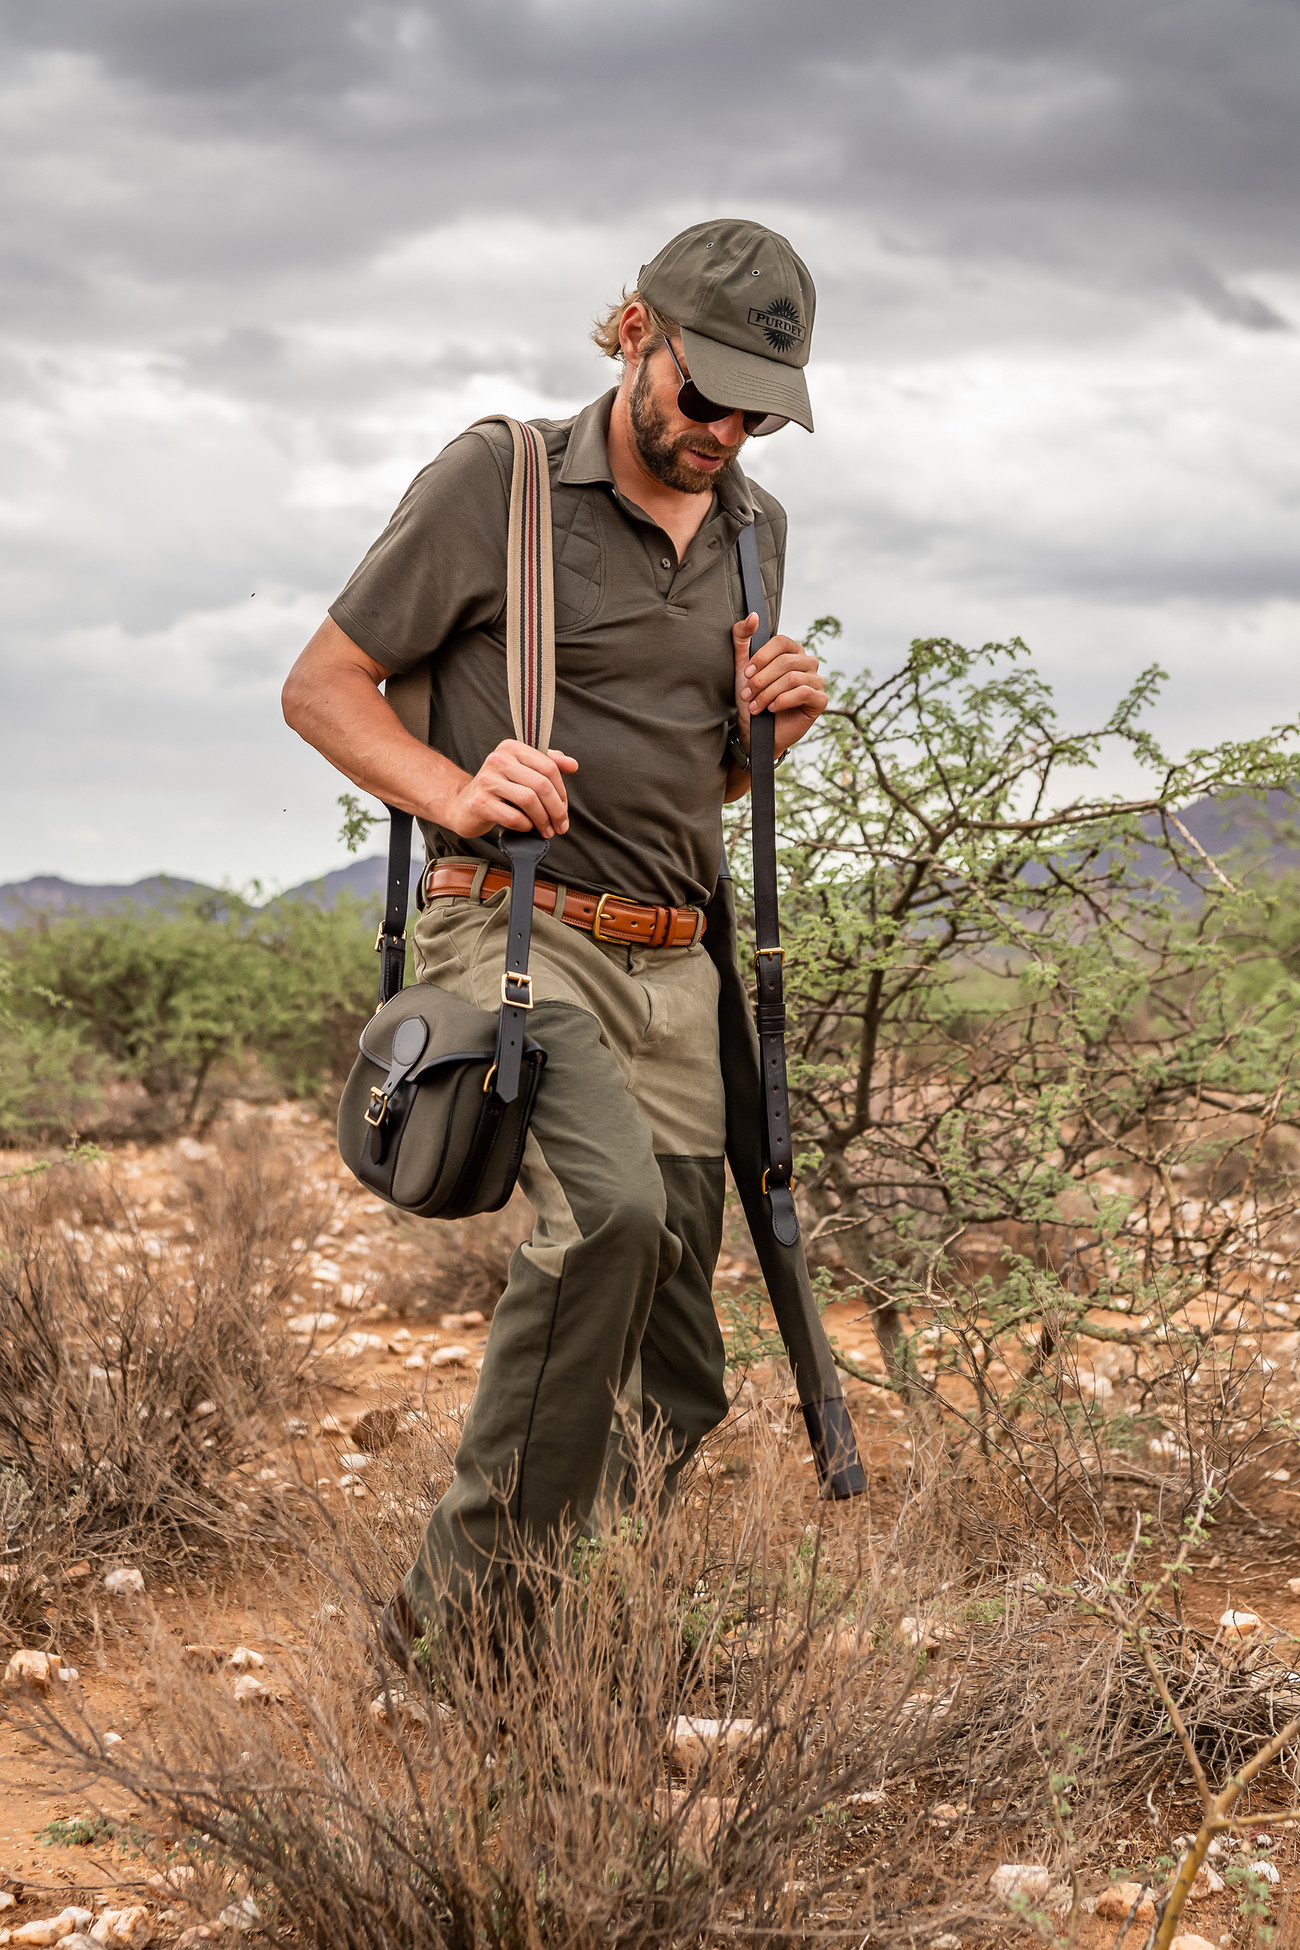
{"left": 443, "top": 739, "right": 578, "bottom": 841}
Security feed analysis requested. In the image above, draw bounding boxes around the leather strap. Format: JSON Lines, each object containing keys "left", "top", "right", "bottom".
{"left": 377, "top": 804, "right": 414, "bottom": 1006}
{"left": 375, "top": 416, "right": 556, "bottom": 1105}
{"left": 737, "top": 522, "right": 799, "bottom": 1248}
{"left": 423, "top": 862, "right": 704, "bottom": 949}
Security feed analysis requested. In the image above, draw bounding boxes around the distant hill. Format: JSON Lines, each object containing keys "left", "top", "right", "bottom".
{"left": 2, "top": 791, "right": 1297, "bottom": 930}
{"left": 0, "top": 854, "right": 422, "bottom": 929}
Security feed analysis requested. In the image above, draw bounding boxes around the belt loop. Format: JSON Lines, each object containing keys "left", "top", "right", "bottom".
{"left": 470, "top": 861, "right": 491, "bottom": 903}
{"left": 689, "top": 907, "right": 706, "bottom": 947}
{"left": 550, "top": 879, "right": 567, "bottom": 922}
{"left": 651, "top": 905, "right": 669, "bottom": 949}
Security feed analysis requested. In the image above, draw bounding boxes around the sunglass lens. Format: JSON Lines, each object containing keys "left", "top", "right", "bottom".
{"left": 677, "top": 378, "right": 768, "bottom": 437}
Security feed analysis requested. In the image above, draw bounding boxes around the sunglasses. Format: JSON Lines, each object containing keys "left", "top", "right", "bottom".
{"left": 662, "top": 340, "right": 788, "bottom": 439}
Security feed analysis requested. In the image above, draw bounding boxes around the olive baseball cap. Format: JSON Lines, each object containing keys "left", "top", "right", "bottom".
{"left": 638, "top": 217, "right": 816, "bottom": 433}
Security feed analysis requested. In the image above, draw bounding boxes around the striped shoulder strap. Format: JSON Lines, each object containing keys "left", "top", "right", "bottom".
{"left": 471, "top": 415, "right": 556, "bottom": 753}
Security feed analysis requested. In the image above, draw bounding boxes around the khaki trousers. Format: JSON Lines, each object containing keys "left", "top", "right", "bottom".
{"left": 402, "top": 872, "right": 729, "bottom": 1634}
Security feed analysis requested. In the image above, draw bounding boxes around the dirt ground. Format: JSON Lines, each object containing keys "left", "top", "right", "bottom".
{"left": 3, "top": 1102, "right": 1299, "bottom": 1947}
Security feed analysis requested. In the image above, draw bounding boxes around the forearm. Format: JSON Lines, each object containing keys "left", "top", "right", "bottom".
{"left": 283, "top": 647, "right": 470, "bottom": 826}
{"left": 724, "top": 762, "right": 752, "bottom": 803}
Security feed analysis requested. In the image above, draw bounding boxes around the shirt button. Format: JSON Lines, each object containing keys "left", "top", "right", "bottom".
{"left": 660, "top": 557, "right": 671, "bottom": 569}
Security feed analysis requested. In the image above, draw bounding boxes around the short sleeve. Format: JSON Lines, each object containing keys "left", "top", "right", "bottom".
{"left": 328, "top": 428, "right": 512, "bottom": 673}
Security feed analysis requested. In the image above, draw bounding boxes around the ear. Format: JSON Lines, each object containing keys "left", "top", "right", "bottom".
{"left": 618, "top": 300, "right": 652, "bottom": 369}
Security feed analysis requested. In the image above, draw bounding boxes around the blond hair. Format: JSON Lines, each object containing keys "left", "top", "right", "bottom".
{"left": 591, "top": 288, "right": 679, "bottom": 361}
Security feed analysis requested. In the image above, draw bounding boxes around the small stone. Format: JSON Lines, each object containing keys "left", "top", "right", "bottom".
{"left": 9, "top": 1911, "right": 94, "bottom": 1946}
{"left": 317, "top": 1414, "right": 347, "bottom": 1435}
{"left": 338, "top": 1333, "right": 385, "bottom": 1356}
{"left": 438, "top": 1311, "right": 485, "bottom": 1330}
{"left": 989, "top": 1865, "right": 1052, "bottom": 1905}
{"left": 182, "top": 1645, "right": 223, "bottom": 1668}
{"left": 226, "top": 1647, "right": 264, "bottom": 1671}
{"left": 4, "top": 1651, "right": 58, "bottom": 1691}
{"left": 932, "top": 1936, "right": 963, "bottom": 1949}
{"left": 1095, "top": 1882, "right": 1155, "bottom": 1922}
{"left": 0, "top": 1897, "right": 14, "bottom": 1914}
{"left": 103, "top": 1733, "right": 122, "bottom": 1747}
{"left": 217, "top": 1899, "right": 259, "bottom": 1933}
{"left": 651, "top": 1786, "right": 736, "bottom": 1858}
{"left": 61, "top": 1562, "right": 91, "bottom": 1583}
{"left": 104, "top": 1568, "right": 144, "bottom": 1597}
{"left": 401, "top": 1353, "right": 426, "bottom": 1370}
{"left": 288, "top": 1312, "right": 339, "bottom": 1336}
{"left": 670, "top": 1716, "right": 756, "bottom": 1772}
{"left": 56, "top": 1666, "right": 77, "bottom": 1683}
{"left": 194, "top": 1402, "right": 217, "bottom": 1418}
{"left": 845, "top": 1787, "right": 887, "bottom": 1805}
{"left": 1287, "top": 1577, "right": 1300, "bottom": 1597}
{"left": 352, "top": 1407, "right": 404, "bottom": 1452}
{"left": 232, "top": 1674, "right": 270, "bottom": 1705}
{"left": 1218, "top": 1609, "right": 1261, "bottom": 1637}
{"left": 89, "top": 1908, "right": 152, "bottom": 1949}
{"left": 1188, "top": 1865, "right": 1225, "bottom": 1900}
{"left": 429, "top": 1344, "right": 473, "bottom": 1369}
{"left": 145, "top": 1870, "right": 195, "bottom": 1898}
{"left": 337, "top": 1453, "right": 370, "bottom": 1471}
{"left": 1168, "top": 1936, "right": 1217, "bottom": 1950}
{"left": 929, "top": 1802, "right": 961, "bottom": 1823}
{"left": 1248, "top": 1859, "right": 1281, "bottom": 1884}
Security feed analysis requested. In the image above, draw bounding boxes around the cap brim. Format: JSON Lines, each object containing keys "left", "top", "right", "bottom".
{"left": 680, "top": 325, "right": 814, "bottom": 433}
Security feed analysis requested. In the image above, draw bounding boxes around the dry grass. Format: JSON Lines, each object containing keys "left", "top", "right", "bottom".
{"left": 0, "top": 1131, "right": 326, "bottom": 1634}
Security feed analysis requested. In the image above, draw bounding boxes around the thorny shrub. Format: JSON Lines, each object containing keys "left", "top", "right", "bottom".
{"left": 0, "top": 1129, "right": 326, "bottom": 1632}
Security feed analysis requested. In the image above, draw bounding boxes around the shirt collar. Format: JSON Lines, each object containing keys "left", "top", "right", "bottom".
{"left": 558, "top": 388, "right": 757, "bottom": 525}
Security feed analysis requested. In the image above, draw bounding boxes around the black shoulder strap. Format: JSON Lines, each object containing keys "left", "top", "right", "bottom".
{"left": 736, "top": 521, "right": 799, "bottom": 1248}
{"left": 377, "top": 802, "right": 413, "bottom": 1006}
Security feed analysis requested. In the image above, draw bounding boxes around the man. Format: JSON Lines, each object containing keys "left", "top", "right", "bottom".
{"left": 282, "top": 218, "right": 826, "bottom": 1655}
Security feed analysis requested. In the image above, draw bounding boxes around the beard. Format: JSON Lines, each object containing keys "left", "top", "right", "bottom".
{"left": 628, "top": 352, "right": 743, "bottom": 494}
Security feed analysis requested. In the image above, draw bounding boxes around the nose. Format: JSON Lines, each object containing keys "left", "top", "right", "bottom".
{"left": 705, "top": 408, "right": 746, "bottom": 443}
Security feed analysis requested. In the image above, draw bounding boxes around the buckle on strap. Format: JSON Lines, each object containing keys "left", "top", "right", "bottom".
{"left": 762, "top": 1166, "right": 797, "bottom": 1195}
{"left": 591, "top": 891, "right": 616, "bottom": 943}
{"left": 753, "top": 946, "right": 785, "bottom": 968}
{"left": 375, "top": 924, "right": 406, "bottom": 955}
{"left": 364, "top": 1084, "right": 390, "bottom": 1128}
{"left": 501, "top": 970, "right": 534, "bottom": 1009}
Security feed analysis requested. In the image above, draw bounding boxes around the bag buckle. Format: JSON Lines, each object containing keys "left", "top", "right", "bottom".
{"left": 762, "top": 1166, "right": 797, "bottom": 1195}
{"left": 364, "top": 1085, "right": 390, "bottom": 1128}
{"left": 753, "top": 946, "right": 785, "bottom": 968}
{"left": 375, "top": 925, "right": 406, "bottom": 955}
{"left": 501, "top": 970, "right": 534, "bottom": 1009}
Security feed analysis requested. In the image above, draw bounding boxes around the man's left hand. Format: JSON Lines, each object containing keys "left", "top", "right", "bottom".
{"left": 732, "top": 614, "right": 828, "bottom": 759}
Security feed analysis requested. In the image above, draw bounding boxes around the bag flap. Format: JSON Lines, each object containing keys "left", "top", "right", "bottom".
{"left": 357, "top": 983, "right": 498, "bottom": 1071}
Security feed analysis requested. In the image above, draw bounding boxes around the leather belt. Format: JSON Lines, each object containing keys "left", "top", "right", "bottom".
{"left": 423, "top": 861, "right": 705, "bottom": 949}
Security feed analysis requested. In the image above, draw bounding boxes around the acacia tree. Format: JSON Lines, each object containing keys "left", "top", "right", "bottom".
{"left": 729, "top": 632, "right": 1300, "bottom": 1389}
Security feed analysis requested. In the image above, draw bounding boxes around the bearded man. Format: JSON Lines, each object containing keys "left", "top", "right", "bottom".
{"left": 282, "top": 218, "right": 827, "bottom": 1657}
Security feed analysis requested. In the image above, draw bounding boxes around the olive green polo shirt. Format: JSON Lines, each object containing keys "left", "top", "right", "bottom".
{"left": 329, "top": 390, "right": 786, "bottom": 910}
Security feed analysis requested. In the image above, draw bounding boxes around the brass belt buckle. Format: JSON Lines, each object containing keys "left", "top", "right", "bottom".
{"left": 364, "top": 1084, "right": 390, "bottom": 1128}
{"left": 591, "top": 891, "right": 615, "bottom": 943}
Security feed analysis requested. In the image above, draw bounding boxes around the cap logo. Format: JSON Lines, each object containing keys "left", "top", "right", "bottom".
{"left": 748, "top": 296, "right": 805, "bottom": 354}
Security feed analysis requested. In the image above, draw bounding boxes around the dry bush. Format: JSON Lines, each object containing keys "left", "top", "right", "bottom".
{"left": 15, "top": 1405, "right": 1262, "bottom": 1949}
{"left": 0, "top": 1131, "right": 326, "bottom": 1634}
{"left": 378, "top": 1193, "right": 533, "bottom": 1320}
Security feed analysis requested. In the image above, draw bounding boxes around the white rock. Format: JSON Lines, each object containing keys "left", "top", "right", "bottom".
{"left": 232, "top": 1673, "right": 270, "bottom": 1704}
{"left": 4, "top": 1649, "right": 59, "bottom": 1690}
{"left": 932, "top": 1936, "right": 963, "bottom": 1949}
{"left": 989, "top": 1864, "right": 1052, "bottom": 1905}
{"left": 1249, "top": 1859, "right": 1281, "bottom": 1884}
{"left": 287, "top": 1312, "right": 339, "bottom": 1336}
{"left": 338, "top": 1333, "right": 385, "bottom": 1356}
{"left": 145, "top": 1870, "right": 195, "bottom": 1897}
{"left": 429, "top": 1344, "right": 473, "bottom": 1368}
{"left": 89, "top": 1908, "right": 153, "bottom": 1949}
{"left": 217, "top": 1900, "right": 259, "bottom": 1933}
{"left": 1219, "top": 1609, "right": 1261, "bottom": 1637}
{"left": 670, "top": 1715, "right": 757, "bottom": 1771}
{"left": 401, "top": 1353, "right": 426, "bottom": 1370}
{"left": 900, "top": 1615, "right": 956, "bottom": 1650}
{"left": 56, "top": 1666, "right": 77, "bottom": 1683}
{"left": 317, "top": 1414, "right": 347, "bottom": 1434}
{"left": 194, "top": 1402, "right": 217, "bottom": 1418}
{"left": 103, "top": 1732, "right": 122, "bottom": 1747}
{"left": 0, "top": 1896, "right": 14, "bottom": 1913}
{"left": 227, "top": 1647, "right": 264, "bottom": 1671}
{"left": 1288, "top": 1577, "right": 1300, "bottom": 1597}
{"left": 337, "top": 1453, "right": 371, "bottom": 1470}
{"left": 1187, "top": 1864, "right": 1225, "bottom": 1900}
{"left": 845, "top": 1788, "right": 887, "bottom": 1805}
{"left": 9, "top": 1911, "right": 94, "bottom": 1946}
{"left": 104, "top": 1568, "right": 144, "bottom": 1597}
{"left": 439, "top": 1311, "right": 485, "bottom": 1330}
{"left": 1168, "top": 1936, "right": 1217, "bottom": 1950}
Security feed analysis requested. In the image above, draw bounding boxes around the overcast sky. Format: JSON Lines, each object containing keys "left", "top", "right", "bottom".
{"left": 3, "top": 0, "right": 1299, "bottom": 889}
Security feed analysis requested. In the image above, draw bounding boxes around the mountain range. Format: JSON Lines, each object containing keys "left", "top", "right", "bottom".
{"left": 2, "top": 791, "right": 1297, "bottom": 930}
